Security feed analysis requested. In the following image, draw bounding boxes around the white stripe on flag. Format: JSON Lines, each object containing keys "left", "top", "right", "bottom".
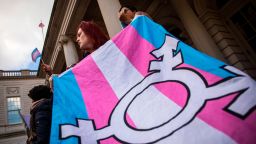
{"left": 91, "top": 40, "right": 236, "bottom": 144}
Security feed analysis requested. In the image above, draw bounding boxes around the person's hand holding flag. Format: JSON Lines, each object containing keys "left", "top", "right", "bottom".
{"left": 41, "top": 63, "right": 53, "bottom": 76}
{"left": 31, "top": 47, "right": 52, "bottom": 75}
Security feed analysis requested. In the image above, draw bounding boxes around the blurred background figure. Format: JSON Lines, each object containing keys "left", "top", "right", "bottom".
{"left": 118, "top": 5, "right": 150, "bottom": 28}
{"left": 27, "top": 85, "right": 52, "bottom": 144}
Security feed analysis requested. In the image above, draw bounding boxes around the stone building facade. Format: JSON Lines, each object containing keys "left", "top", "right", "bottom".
{"left": 0, "top": 70, "right": 45, "bottom": 144}
{"left": 38, "top": 0, "right": 256, "bottom": 79}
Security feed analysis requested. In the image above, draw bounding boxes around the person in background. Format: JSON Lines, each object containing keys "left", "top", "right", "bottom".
{"left": 118, "top": 5, "right": 151, "bottom": 28}
{"left": 41, "top": 21, "right": 109, "bottom": 76}
{"left": 27, "top": 85, "right": 52, "bottom": 144}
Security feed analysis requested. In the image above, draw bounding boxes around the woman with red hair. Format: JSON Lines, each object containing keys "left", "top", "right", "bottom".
{"left": 42, "top": 21, "right": 109, "bottom": 75}
{"left": 77, "top": 21, "right": 109, "bottom": 58}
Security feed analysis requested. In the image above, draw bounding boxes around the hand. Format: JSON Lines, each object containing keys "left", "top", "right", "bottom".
{"left": 41, "top": 63, "right": 53, "bottom": 76}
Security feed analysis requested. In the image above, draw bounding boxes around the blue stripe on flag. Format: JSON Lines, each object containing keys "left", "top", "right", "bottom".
{"left": 176, "top": 42, "right": 235, "bottom": 78}
{"left": 32, "top": 48, "right": 38, "bottom": 54}
{"left": 130, "top": 16, "right": 235, "bottom": 78}
{"left": 131, "top": 16, "right": 171, "bottom": 48}
{"left": 50, "top": 70, "right": 88, "bottom": 144}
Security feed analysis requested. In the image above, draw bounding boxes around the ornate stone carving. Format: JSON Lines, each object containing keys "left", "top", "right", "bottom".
{"left": 6, "top": 87, "right": 20, "bottom": 94}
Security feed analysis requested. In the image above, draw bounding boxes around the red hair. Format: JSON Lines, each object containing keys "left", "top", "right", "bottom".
{"left": 78, "top": 21, "right": 109, "bottom": 50}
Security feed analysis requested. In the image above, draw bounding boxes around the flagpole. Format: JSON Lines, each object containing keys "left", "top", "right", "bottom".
{"left": 40, "top": 20, "right": 45, "bottom": 41}
{"left": 41, "top": 59, "right": 45, "bottom": 65}
{"left": 39, "top": 20, "right": 45, "bottom": 65}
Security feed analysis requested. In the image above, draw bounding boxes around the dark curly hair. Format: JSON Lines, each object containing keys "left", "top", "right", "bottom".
{"left": 119, "top": 5, "right": 137, "bottom": 12}
{"left": 28, "top": 85, "right": 52, "bottom": 101}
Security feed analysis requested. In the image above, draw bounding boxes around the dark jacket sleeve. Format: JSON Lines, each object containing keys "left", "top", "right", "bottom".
{"left": 33, "top": 109, "right": 51, "bottom": 144}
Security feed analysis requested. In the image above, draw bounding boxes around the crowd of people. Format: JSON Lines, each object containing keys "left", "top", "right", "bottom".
{"left": 26, "top": 6, "right": 149, "bottom": 144}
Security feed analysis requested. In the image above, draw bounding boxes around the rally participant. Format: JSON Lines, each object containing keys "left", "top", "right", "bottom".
{"left": 27, "top": 85, "right": 52, "bottom": 144}
{"left": 118, "top": 5, "right": 151, "bottom": 28}
{"left": 41, "top": 21, "right": 109, "bottom": 76}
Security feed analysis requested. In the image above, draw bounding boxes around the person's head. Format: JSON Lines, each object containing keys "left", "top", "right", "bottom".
{"left": 28, "top": 85, "right": 52, "bottom": 102}
{"left": 118, "top": 5, "right": 137, "bottom": 24}
{"left": 76, "top": 21, "right": 108, "bottom": 53}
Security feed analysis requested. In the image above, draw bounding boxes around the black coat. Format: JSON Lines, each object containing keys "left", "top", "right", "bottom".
{"left": 27, "top": 99, "right": 52, "bottom": 144}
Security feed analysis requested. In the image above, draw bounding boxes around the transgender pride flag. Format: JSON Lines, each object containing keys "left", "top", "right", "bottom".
{"left": 50, "top": 16, "right": 256, "bottom": 144}
{"left": 31, "top": 48, "right": 41, "bottom": 62}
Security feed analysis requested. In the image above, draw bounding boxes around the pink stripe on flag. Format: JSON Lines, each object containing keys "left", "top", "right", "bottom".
{"left": 32, "top": 49, "right": 41, "bottom": 62}
{"left": 112, "top": 25, "right": 256, "bottom": 144}
{"left": 112, "top": 25, "right": 156, "bottom": 76}
{"left": 72, "top": 55, "right": 135, "bottom": 143}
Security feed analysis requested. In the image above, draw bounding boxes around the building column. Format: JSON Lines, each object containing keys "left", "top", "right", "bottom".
{"left": 97, "top": 0, "right": 122, "bottom": 38}
{"left": 169, "top": 0, "right": 226, "bottom": 61}
{"left": 59, "top": 35, "right": 79, "bottom": 67}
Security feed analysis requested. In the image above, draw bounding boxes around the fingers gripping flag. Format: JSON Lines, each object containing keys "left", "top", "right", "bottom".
{"left": 51, "top": 16, "right": 256, "bottom": 144}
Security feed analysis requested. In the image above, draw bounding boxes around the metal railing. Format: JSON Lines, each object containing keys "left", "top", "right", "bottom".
{"left": 0, "top": 70, "right": 38, "bottom": 77}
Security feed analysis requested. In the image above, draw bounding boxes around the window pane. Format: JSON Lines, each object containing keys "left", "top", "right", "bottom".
{"left": 230, "top": 2, "right": 256, "bottom": 53}
{"left": 7, "top": 97, "right": 21, "bottom": 124}
{"left": 216, "top": 0, "right": 231, "bottom": 9}
{"left": 231, "top": 13, "right": 246, "bottom": 26}
{"left": 241, "top": 24, "right": 255, "bottom": 38}
{"left": 242, "top": 4, "right": 256, "bottom": 24}
{"left": 8, "top": 111, "right": 22, "bottom": 124}
{"left": 250, "top": 17, "right": 256, "bottom": 28}
{"left": 249, "top": 38, "right": 256, "bottom": 53}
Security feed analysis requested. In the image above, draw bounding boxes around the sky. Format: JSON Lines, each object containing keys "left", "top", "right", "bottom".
{"left": 0, "top": 0, "right": 54, "bottom": 71}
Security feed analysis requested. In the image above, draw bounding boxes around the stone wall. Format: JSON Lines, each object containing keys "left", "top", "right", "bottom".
{"left": 0, "top": 77, "right": 45, "bottom": 143}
